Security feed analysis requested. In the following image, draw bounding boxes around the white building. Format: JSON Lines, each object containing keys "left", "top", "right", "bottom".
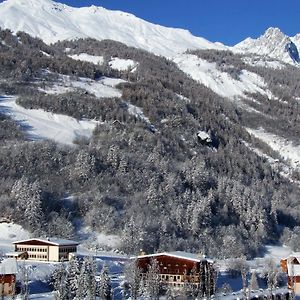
{"left": 11, "top": 238, "right": 79, "bottom": 262}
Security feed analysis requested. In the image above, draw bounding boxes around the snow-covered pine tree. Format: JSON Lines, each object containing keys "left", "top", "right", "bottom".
{"left": 66, "top": 258, "right": 80, "bottom": 299}
{"left": 144, "top": 258, "right": 160, "bottom": 300}
{"left": 52, "top": 260, "right": 68, "bottom": 300}
{"left": 84, "top": 256, "right": 97, "bottom": 299}
{"left": 75, "top": 262, "right": 86, "bottom": 300}
{"left": 97, "top": 265, "right": 111, "bottom": 300}
{"left": 249, "top": 270, "right": 259, "bottom": 291}
{"left": 25, "top": 180, "right": 44, "bottom": 235}
{"left": 19, "top": 264, "right": 29, "bottom": 300}
{"left": 124, "top": 259, "right": 142, "bottom": 299}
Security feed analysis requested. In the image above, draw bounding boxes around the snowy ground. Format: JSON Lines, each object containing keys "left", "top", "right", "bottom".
{"left": 174, "top": 53, "right": 274, "bottom": 100}
{"left": 0, "top": 223, "right": 127, "bottom": 299}
{"left": 68, "top": 53, "right": 104, "bottom": 65}
{"left": 0, "top": 95, "right": 99, "bottom": 146}
{"left": 246, "top": 127, "right": 300, "bottom": 171}
{"left": 40, "top": 74, "right": 125, "bottom": 99}
{"left": 0, "top": 223, "right": 292, "bottom": 299}
{"left": 108, "top": 57, "right": 138, "bottom": 72}
{"left": 242, "top": 56, "right": 285, "bottom": 69}
{"left": 127, "top": 103, "right": 150, "bottom": 123}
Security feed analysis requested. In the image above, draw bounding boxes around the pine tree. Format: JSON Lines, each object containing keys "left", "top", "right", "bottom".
{"left": 52, "top": 261, "right": 68, "bottom": 300}
{"left": 19, "top": 264, "right": 29, "bottom": 300}
{"left": 66, "top": 258, "right": 80, "bottom": 299}
{"left": 124, "top": 259, "right": 142, "bottom": 300}
{"left": 249, "top": 270, "right": 259, "bottom": 291}
{"left": 76, "top": 263, "right": 86, "bottom": 300}
{"left": 84, "top": 256, "right": 97, "bottom": 299}
{"left": 97, "top": 265, "right": 111, "bottom": 300}
{"left": 25, "top": 181, "right": 44, "bottom": 235}
{"left": 144, "top": 258, "right": 160, "bottom": 300}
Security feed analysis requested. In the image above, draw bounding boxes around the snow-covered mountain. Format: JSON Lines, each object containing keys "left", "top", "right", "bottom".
{"left": 0, "top": 0, "right": 224, "bottom": 57}
{"left": 233, "top": 27, "right": 300, "bottom": 64}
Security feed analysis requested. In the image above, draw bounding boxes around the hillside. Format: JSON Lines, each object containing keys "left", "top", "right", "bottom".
{"left": 1, "top": 0, "right": 300, "bottom": 259}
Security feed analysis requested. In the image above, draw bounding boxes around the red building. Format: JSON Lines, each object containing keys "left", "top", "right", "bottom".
{"left": 136, "top": 251, "right": 215, "bottom": 292}
{"left": 281, "top": 253, "right": 300, "bottom": 295}
{"left": 0, "top": 258, "right": 17, "bottom": 296}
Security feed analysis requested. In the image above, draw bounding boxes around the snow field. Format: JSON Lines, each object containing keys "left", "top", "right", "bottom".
{"left": 0, "top": 0, "right": 224, "bottom": 58}
{"left": 0, "top": 222, "right": 30, "bottom": 254}
{"left": 174, "top": 54, "right": 273, "bottom": 99}
{"left": 40, "top": 74, "right": 125, "bottom": 99}
{"left": 246, "top": 127, "right": 300, "bottom": 170}
{"left": 108, "top": 57, "right": 138, "bottom": 71}
{"left": 0, "top": 96, "right": 99, "bottom": 145}
{"left": 68, "top": 53, "right": 104, "bottom": 65}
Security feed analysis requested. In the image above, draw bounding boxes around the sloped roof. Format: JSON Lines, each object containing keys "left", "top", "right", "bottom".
{"left": 136, "top": 251, "right": 213, "bottom": 263}
{"left": 0, "top": 258, "right": 18, "bottom": 275}
{"left": 13, "top": 238, "right": 79, "bottom": 246}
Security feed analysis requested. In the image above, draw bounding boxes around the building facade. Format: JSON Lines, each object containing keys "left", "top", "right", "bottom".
{"left": 136, "top": 251, "right": 215, "bottom": 293}
{"left": 281, "top": 253, "right": 300, "bottom": 295}
{"left": 11, "top": 238, "right": 79, "bottom": 262}
{"left": 0, "top": 258, "right": 17, "bottom": 296}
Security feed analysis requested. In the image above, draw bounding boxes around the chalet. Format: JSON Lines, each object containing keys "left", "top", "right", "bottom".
{"left": 0, "top": 258, "right": 17, "bottom": 296}
{"left": 11, "top": 238, "right": 79, "bottom": 262}
{"left": 136, "top": 251, "right": 215, "bottom": 292}
{"left": 281, "top": 253, "right": 300, "bottom": 295}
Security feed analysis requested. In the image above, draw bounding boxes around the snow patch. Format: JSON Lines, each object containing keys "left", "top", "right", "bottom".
{"left": 127, "top": 103, "right": 150, "bottom": 123}
{"left": 40, "top": 74, "right": 125, "bottom": 98}
{"left": 69, "top": 53, "right": 104, "bottom": 65}
{"left": 246, "top": 127, "right": 300, "bottom": 170}
{"left": 108, "top": 57, "right": 138, "bottom": 72}
{"left": 0, "top": 222, "right": 30, "bottom": 254}
{"left": 174, "top": 54, "right": 272, "bottom": 99}
{"left": 0, "top": 95, "right": 99, "bottom": 145}
{"left": 242, "top": 56, "right": 284, "bottom": 69}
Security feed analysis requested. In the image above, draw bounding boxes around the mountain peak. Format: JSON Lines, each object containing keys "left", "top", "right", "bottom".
{"left": 264, "top": 27, "right": 285, "bottom": 37}
{"left": 0, "top": 0, "right": 223, "bottom": 57}
{"left": 233, "top": 27, "right": 300, "bottom": 65}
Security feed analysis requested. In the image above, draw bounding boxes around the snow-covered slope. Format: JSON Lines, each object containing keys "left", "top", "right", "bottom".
{"left": 0, "top": 96, "right": 99, "bottom": 145}
{"left": 0, "top": 0, "right": 223, "bottom": 57}
{"left": 174, "top": 53, "right": 272, "bottom": 99}
{"left": 40, "top": 74, "right": 125, "bottom": 98}
{"left": 246, "top": 127, "right": 300, "bottom": 171}
{"left": 233, "top": 27, "right": 300, "bottom": 64}
{"left": 0, "top": 222, "right": 30, "bottom": 253}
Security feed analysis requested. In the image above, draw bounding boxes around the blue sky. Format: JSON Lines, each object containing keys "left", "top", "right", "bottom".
{"left": 22, "top": 0, "right": 300, "bottom": 45}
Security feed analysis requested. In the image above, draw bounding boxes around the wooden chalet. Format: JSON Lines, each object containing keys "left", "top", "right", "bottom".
{"left": 281, "top": 253, "right": 300, "bottom": 294}
{"left": 10, "top": 238, "right": 79, "bottom": 262}
{"left": 136, "top": 251, "right": 215, "bottom": 292}
{"left": 0, "top": 258, "right": 17, "bottom": 296}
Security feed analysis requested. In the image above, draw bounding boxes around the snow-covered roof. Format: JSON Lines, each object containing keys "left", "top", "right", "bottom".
{"left": 13, "top": 238, "right": 79, "bottom": 246}
{"left": 197, "top": 131, "right": 212, "bottom": 142}
{"left": 6, "top": 251, "right": 26, "bottom": 257}
{"left": 0, "top": 258, "right": 18, "bottom": 275}
{"left": 136, "top": 251, "right": 214, "bottom": 263}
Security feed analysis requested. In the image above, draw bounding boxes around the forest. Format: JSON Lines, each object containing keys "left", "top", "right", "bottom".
{"left": 1, "top": 28, "right": 300, "bottom": 258}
